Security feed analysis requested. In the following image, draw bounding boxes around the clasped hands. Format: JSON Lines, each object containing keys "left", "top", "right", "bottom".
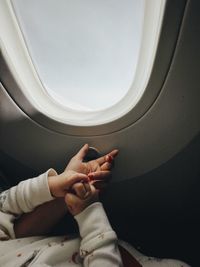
{"left": 48, "top": 144, "right": 118, "bottom": 215}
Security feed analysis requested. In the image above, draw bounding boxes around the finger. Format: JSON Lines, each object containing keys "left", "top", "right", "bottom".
{"left": 88, "top": 171, "right": 111, "bottom": 181}
{"left": 101, "top": 162, "right": 112, "bottom": 171}
{"left": 72, "top": 183, "right": 86, "bottom": 198}
{"left": 83, "top": 182, "right": 92, "bottom": 195}
{"left": 72, "top": 182, "right": 91, "bottom": 199}
{"left": 109, "top": 149, "right": 119, "bottom": 159}
{"left": 76, "top": 144, "right": 89, "bottom": 160}
{"left": 105, "top": 150, "right": 119, "bottom": 163}
{"left": 65, "top": 173, "right": 89, "bottom": 189}
{"left": 96, "top": 155, "right": 107, "bottom": 165}
{"left": 96, "top": 149, "right": 119, "bottom": 165}
{"left": 82, "top": 182, "right": 92, "bottom": 199}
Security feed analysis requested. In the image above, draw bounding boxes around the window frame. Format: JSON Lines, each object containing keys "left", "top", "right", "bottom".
{"left": 0, "top": 0, "right": 184, "bottom": 136}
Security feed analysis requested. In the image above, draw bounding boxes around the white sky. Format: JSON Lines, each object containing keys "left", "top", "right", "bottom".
{"left": 12, "top": 0, "right": 145, "bottom": 111}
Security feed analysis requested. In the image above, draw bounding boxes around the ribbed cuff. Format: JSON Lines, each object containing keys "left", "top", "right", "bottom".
{"left": 15, "top": 168, "right": 57, "bottom": 211}
{"left": 75, "top": 202, "right": 117, "bottom": 256}
{"left": 75, "top": 202, "right": 113, "bottom": 238}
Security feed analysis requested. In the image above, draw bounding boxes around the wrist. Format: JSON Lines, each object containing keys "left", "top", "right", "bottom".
{"left": 48, "top": 175, "right": 56, "bottom": 197}
{"left": 75, "top": 202, "right": 114, "bottom": 239}
{"left": 47, "top": 168, "right": 58, "bottom": 197}
{"left": 73, "top": 197, "right": 99, "bottom": 216}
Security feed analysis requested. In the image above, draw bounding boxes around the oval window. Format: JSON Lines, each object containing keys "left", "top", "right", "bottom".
{"left": 0, "top": 0, "right": 166, "bottom": 126}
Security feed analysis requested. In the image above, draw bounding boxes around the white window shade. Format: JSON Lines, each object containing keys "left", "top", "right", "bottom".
{"left": 0, "top": 0, "right": 166, "bottom": 126}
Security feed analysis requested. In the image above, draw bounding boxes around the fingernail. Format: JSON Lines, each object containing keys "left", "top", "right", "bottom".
{"left": 106, "top": 155, "right": 113, "bottom": 163}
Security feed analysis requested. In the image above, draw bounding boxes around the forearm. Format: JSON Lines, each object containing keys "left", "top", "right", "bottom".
{"left": 0, "top": 170, "right": 55, "bottom": 215}
{"left": 14, "top": 197, "right": 67, "bottom": 238}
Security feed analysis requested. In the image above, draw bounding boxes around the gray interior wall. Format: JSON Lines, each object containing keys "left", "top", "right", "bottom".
{"left": 0, "top": 132, "right": 199, "bottom": 266}
{"left": 103, "top": 133, "right": 200, "bottom": 266}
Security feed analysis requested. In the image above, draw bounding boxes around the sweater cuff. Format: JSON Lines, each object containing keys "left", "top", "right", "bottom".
{"left": 30, "top": 168, "right": 57, "bottom": 205}
{"left": 75, "top": 202, "right": 117, "bottom": 256}
{"left": 16, "top": 168, "right": 57, "bottom": 211}
{"left": 75, "top": 202, "right": 114, "bottom": 239}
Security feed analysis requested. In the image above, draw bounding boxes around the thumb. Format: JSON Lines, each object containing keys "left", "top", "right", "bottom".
{"left": 61, "top": 172, "right": 89, "bottom": 190}
{"left": 76, "top": 144, "right": 89, "bottom": 160}
{"left": 65, "top": 193, "right": 82, "bottom": 215}
{"left": 65, "top": 192, "right": 79, "bottom": 204}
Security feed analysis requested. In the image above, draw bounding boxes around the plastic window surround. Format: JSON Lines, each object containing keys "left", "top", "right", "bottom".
{"left": 12, "top": 0, "right": 145, "bottom": 113}
{"left": 0, "top": 0, "right": 166, "bottom": 127}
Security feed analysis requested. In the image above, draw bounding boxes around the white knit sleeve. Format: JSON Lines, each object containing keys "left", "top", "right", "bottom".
{"left": 0, "top": 169, "right": 56, "bottom": 239}
{"left": 75, "top": 202, "right": 123, "bottom": 267}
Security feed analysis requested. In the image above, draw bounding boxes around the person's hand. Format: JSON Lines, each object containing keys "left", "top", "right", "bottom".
{"left": 65, "top": 182, "right": 98, "bottom": 216}
{"left": 48, "top": 170, "right": 89, "bottom": 198}
{"left": 65, "top": 144, "right": 118, "bottom": 184}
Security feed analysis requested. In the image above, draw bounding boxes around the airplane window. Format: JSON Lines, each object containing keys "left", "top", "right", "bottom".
{"left": 11, "top": 0, "right": 145, "bottom": 111}
{"left": 0, "top": 0, "right": 166, "bottom": 126}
